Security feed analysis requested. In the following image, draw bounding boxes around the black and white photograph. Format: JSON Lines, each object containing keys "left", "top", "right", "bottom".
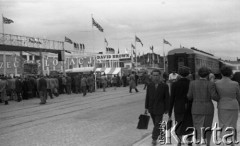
{"left": 0, "top": 0, "right": 240, "bottom": 146}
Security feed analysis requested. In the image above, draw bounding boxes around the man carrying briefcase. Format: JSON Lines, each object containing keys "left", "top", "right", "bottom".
{"left": 145, "top": 69, "right": 169, "bottom": 145}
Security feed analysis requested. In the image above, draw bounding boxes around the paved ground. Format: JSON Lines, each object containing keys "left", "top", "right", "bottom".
{"left": 1, "top": 85, "right": 239, "bottom": 146}
{"left": 0, "top": 85, "right": 153, "bottom": 146}
{"left": 133, "top": 102, "right": 240, "bottom": 146}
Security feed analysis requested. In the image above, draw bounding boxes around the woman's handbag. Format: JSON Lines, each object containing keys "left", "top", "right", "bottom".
{"left": 137, "top": 111, "right": 150, "bottom": 129}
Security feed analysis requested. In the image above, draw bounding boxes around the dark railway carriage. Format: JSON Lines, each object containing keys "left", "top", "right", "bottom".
{"left": 167, "top": 47, "right": 220, "bottom": 79}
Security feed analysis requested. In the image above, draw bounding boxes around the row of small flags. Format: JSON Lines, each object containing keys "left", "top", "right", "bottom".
{"left": 65, "top": 36, "right": 85, "bottom": 50}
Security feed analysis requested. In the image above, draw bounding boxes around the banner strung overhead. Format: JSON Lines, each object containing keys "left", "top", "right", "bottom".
{"left": 96, "top": 54, "right": 130, "bottom": 61}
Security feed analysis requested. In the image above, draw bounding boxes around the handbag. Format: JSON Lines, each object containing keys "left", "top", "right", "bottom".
{"left": 137, "top": 112, "right": 150, "bottom": 129}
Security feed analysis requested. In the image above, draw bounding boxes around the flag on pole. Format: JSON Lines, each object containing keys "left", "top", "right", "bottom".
{"left": 163, "top": 39, "right": 172, "bottom": 46}
{"left": 150, "top": 45, "right": 154, "bottom": 51}
{"left": 80, "top": 44, "right": 83, "bottom": 50}
{"left": 92, "top": 18, "right": 104, "bottom": 32}
{"left": 2, "top": 16, "right": 14, "bottom": 24}
{"left": 131, "top": 44, "right": 135, "bottom": 49}
{"left": 118, "top": 48, "right": 120, "bottom": 54}
{"left": 133, "top": 49, "right": 136, "bottom": 55}
{"left": 65, "top": 36, "right": 73, "bottom": 44}
{"left": 104, "top": 38, "right": 108, "bottom": 46}
{"left": 152, "top": 53, "right": 155, "bottom": 62}
{"left": 125, "top": 48, "right": 128, "bottom": 53}
{"left": 147, "top": 53, "right": 150, "bottom": 63}
{"left": 135, "top": 36, "right": 143, "bottom": 46}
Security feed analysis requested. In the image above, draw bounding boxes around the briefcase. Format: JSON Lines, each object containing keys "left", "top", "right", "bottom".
{"left": 137, "top": 113, "right": 150, "bottom": 129}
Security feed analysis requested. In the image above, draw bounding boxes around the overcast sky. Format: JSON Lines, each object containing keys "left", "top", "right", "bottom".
{"left": 1, "top": 0, "right": 240, "bottom": 60}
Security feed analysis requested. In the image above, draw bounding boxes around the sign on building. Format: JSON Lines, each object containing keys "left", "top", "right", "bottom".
{"left": 23, "top": 63, "right": 38, "bottom": 74}
{"left": 96, "top": 54, "right": 130, "bottom": 61}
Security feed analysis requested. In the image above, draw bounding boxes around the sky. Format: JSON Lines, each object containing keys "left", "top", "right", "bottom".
{"left": 0, "top": 0, "right": 240, "bottom": 60}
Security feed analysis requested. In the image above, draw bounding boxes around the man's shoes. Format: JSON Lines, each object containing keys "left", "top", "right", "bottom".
{"left": 4, "top": 101, "right": 8, "bottom": 105}
{"left": 152, "top": 140, "right": 157, "bottom": 145}
{"left": 39, "top": 102, "right": 46, "bottom": 105}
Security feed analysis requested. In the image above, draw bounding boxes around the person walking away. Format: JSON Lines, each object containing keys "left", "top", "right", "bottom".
{"left": 112, "top": 75, "right": 117, "bottom": 90}
{"left": 0, "top": 77, "right": 9, "bottom": 105}
{"left": 87, "top": 74, "right": 94, "bottom": 93}
{"left": 58, "top": 75, "right": 63, "bottom": 94}
{"left": 135, "top": 73, "right": 139, "bottom": 86}
{"left": 15, "top": 77, "right": 23, "bottom": 102}
{"left": 187, "top": 67, "right": 219, "bottom": 146}
{"left": 216, "top": 66, "right": 240, "bottom": 146}
{"left": 129, "top": 71, "right": 139, "bottom": 93}
{"left": 74, "top": 74, "right": 80, "bottom": 94}
{"left": 101, "top": 73, "right": 107, "bottom": 92}
{"left": 38, "top": 76, "right": 47, "bottom": 104}
{"left": 7, "top": 77, "right": 16, "bottom": 101}
{"left": 46, "top": 77, "right": 53, "bottom": 99}
{"left": 169, "top": 68, "right": 193, "bottom": 146}
{"left": 62, "top": 75, "right": 67, "bottom": 94}
{"left": 81, "top": 75, "right": 87, "bottom": 96}
{"left": 145, "top": 69, "right": 169, "bottom": 145}
{"left": 66, "top": 75, "right": 72, "bottom": 94}
{"left": 143, "top": 72, "right": 150, "bottom": 90}
{"left": 116, "top": 74, "right": 121, "bottom": 87}
{"left": 122, "top": 74, "right": 127, "bottom": 87}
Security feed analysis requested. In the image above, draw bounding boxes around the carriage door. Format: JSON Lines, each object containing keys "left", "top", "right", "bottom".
{"left": 177, "top": 56, "right": 186, "bottom": 69}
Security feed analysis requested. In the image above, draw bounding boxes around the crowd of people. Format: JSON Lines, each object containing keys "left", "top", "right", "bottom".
{"left": 0, "top": 71, "right": 143, "bottom": 105}
{"left": 0, "top": 73, "right": 96, "bottom": 105}
{"left": 145, "top": 66, "right": 240, "bottom": 146}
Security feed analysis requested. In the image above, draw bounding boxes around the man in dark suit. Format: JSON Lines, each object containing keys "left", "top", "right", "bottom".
{"left": 38, "top": 76, "right": 47, "bottom": 104}
{"left": 169, "top": 68, "right": 193, "bottom": 146}
{"left": 145, "top": 69, "right": 169, "bottom": 145}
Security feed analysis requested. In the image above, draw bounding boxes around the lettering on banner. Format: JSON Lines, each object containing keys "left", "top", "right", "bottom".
{"left": 6, "top": 62, "right": 11, "bottom": 68}
{"left": 13, "top": 61, "right": 19, "bottom": 68}
{"left": 0, "top": 62, "right": 3, "bottom": 69}
{"left": 96, "top": 53, "right": 130, "bottom": 61}
{"left": 78, "top": 58, "right": 83, "bottom": 65}
{"left": 45, "top": 58, "right": 49, "bottom": 67}
{"left": 53, "top": 58, "right": 58, "bottom": 66}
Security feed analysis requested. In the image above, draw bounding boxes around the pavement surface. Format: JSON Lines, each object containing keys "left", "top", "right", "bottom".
{"left": 1, "top": 85, "right": 240, "bottom": 146}
{"left": 133, "top": 102, "right": 240, "bottom": 146}
{"left": 0, "top": 85, "right": 152, "bottom": 146}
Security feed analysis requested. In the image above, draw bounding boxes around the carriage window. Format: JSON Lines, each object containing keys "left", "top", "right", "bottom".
{"left": 178, "top": 57, "right": 184, "bottom": 66}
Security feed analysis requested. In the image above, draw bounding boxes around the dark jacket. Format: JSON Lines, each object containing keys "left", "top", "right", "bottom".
{"left": 145, "top": 82, "right": 169, "bottom": 115}
{"left": 169, "top": 78, "right": 191, "bottom": 116}
{"left": 38, "top": 77, "right": 47, "bottom": 91}
{"left": 15, "top": 78, "right": 22, "bottom": 92}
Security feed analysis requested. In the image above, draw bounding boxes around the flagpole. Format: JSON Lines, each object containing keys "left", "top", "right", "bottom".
{"left": 163, "top": 41, "right": 166, "bottom": 72}
{"left": 131, "top": 44, "right": 133, "bottom": 68}
{"left": 2, "top": 14, "right": 5, "bottom": 44}
{"left": 135, "top": 35, "right": 137, "bottom": 68}
{"left": 91, "top": 14, "right": 94, "bottom": 55}
{"left": 2, "top": 14, "right": 4, "bottom": 34}
{"left": 152, "top": 48, "right": 154, "bottom": 68}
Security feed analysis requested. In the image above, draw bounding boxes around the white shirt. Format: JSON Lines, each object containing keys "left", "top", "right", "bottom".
{"left": 169, "top": 73, "right": 178, "bottom": 81}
